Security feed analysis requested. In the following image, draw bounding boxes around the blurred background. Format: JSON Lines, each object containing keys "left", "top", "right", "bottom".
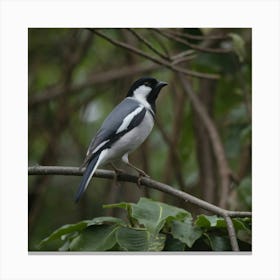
{"left": 28, "top": 28, "right": 251, "bottom": 250}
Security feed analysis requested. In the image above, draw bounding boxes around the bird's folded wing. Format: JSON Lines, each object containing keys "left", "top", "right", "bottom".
{"left": 82, "top": 98, "right": 146, "bottom": 165}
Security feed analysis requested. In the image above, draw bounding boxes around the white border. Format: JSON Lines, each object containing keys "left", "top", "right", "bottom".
{"left": 1, "top": 0, "right": 280, "bottom": 279}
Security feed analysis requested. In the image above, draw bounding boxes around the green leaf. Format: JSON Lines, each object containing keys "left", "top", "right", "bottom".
{"left": 87, "top": 216, "right": 126, "bottom": 226}
{"left": 59, "top": 232, "right": 79, "bottom": 251}
{"left": 204, "top": 233, "right": 232, "bottom": 251}
{"left": 39, "top": 216, "right": 124, "bottom": 248}
{"left": 148, "top": 233, "right": 166, "bottom": 251}
{"left": 103, "top": 202, "right": 133, "bottom": 211}
{"left": 103, "top": 202, "right": 136, "bottom": 226}
{"left": 69, "top": 225, "right": 119, "bottom": 251}
{"left": 116, "top": 228, "right": 148, "bottom": 251}
{"left": 116, "top": 227, "right": 166, "bottom": 251}
{"left": 229, "top": 33, "right": 246, "bottom": 62}
{"left": 229, "top": 33, "right": 246, "bottom": 61}
{"left": 237, "top": 229, "right": 251, "bottom": 244}
{"left": 195, "top": 215, "right": 221, "bottom": 228}
{"left": 131, "top": 197, "right": 191, "bottom": 234}
{"left": 58, "top": 239, "right": 71, "bottom": 251}
{"left": 232, "top": 218, "right": 251, "bottom": 232}
{"left": 39, "top": 220, "right": 90, "bottom": 247}
{"left": 171, "top": 219, "right": 203, "bottom": 248}
{"left": 195, "top": 215, "right": 251, "bottom": 232}
{"left": 164, "top": 235, "right": 186, "bottom": 251}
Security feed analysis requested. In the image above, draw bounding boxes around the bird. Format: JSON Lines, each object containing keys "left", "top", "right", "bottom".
{"left": 75, "top": 77, "right": 168, "bottom": 202}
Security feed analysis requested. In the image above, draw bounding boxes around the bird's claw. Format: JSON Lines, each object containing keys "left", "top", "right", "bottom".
{"left": 136, "top": 171, "right": 149, "bottom": 188}
{"left": 114, "top": 168, "right": 125, "bottom": 176}
{"left": 139, "top": 170, "right": 150, "bottom": 178}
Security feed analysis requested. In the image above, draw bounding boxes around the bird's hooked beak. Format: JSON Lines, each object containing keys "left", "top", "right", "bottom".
{"left": 156, "top": 81, "right": 168, "bottom": 90}
{"left": 154, "top": 81, "right": 168, "bottom": 97}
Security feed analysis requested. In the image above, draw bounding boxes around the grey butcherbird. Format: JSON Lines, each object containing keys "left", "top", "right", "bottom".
{"left": 75, "top": 77, "right": 168, "bottom": 202}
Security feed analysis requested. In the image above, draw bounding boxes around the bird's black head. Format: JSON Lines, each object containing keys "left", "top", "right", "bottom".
{"left": 127, "top": 77, "right": 167, "bottom": 113}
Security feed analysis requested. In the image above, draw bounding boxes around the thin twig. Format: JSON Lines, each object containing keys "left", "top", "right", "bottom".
{"left": 29, "top": 50, "right": 195, "bottom": 109}
{"left": 153, "top": 28, "right": 232, "bottom": 54}
{"left": 29, "top": 62, "right": 159, "bottom": 108}
{"left": 126, "top": 28, "right": 170, "bottom": 61}
{"left": 89, "top": 29, "right": 220, "bottom": 80}
{"left": 150, "top": 29, "right": 172, "bottom": 58}
{"left": 166, "top": 29, "right": 229, "bottom": 41}
{"left": 224, "top": 215, "right": 240, "bottom": 251}
{"left": 171, "top": 50, "right": 196, "bottom": 65}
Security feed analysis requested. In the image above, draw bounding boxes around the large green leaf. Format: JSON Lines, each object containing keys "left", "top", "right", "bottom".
{"left": 131, "top": 197, "right": 191, "bottom": 234}
{"left": 204, "top": 233, "right": 232, "bottom": 251}
{"left": 69, "top": 225, "right": 119, "bottom": 251}
{"left": 40, "top": 216, "right": 124, "bottom": 248}
{"left": 116, "top": 227, "right": 166, "bottom": 251}
{"left": 103, "top": 202, "right": 137, "bottom": 226}
{"left": 39, "top": 220, "right": 90, "bottom": 248}
{"left": 164, "top": 235, "right": 186, "bottom": 251}
{"left": 171, "top": 219, "right": 203, "bottom": 248}
{"left": 232, "top": 218, "right": 251, "bottom": 232}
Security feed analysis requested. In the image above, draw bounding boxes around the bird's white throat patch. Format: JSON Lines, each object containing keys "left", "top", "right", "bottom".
{"left": 132, "top": 85, "right": 152, "bottom": 109}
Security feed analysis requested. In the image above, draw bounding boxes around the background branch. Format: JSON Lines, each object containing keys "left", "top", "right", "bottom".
{"left": 90, "top": 29, "right": 220, "bottom": 80}
{"left": 165, "top": 29, "right": 229, "bottom": 41}
{"left": 29, "top": 51, "right": 195, "bottom": 109}
{"left": 178, "top": 74, "right": 235, "bottom": 208}
{"left": 153, "top": 28, "right": 232, "bottom": 54}
{"left": 127, "top": 28, "right": 170, "bottom": 60}
{"left": 29, "top": 62, "right": 159, "bottom": 108}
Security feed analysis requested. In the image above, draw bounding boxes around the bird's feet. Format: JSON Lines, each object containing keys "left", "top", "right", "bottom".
{"left": 138, "top": 169, "right": 150, "bottom": 178}
{"left": 136, "top": 170, "right": 150, "bottom": 188}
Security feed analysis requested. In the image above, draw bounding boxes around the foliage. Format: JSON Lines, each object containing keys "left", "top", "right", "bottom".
{"left": 39, "top": 198, "right": 251, "bottom": 251}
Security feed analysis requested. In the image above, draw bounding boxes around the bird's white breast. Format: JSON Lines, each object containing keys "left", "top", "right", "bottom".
{"left": 101, "top": 110, "right": 154, "bottom": 164}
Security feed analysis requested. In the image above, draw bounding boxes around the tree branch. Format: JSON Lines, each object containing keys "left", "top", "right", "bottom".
{"left": 29, "top": 62, "right": 159, "bottom": 109}
{"left": 178, "top": 74, "right": 234, "bottom": 208}
{"left": 165, "top": 29, "right": 229, "bottom": 41}
{"left": 126, "top": 28, "right": 170, "bottom": 61}
{"left": 29, "top": 51, "right": 195, "bottom": 109}
{"left": 153, "top": 28, "right": 232, "bottom": 54}
{"left": 224, "top": 215, "right": 240, "bottom": 251}
{"left": 89, "top": 29, "right": 220, "bottom": 80}
{"left": 28, "top": 165, "right": 251, "bottom": 251}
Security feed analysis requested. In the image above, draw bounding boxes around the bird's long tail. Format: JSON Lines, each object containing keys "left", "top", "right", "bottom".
{"left": 75, "top": 152, "right": 102, "bottom": 202}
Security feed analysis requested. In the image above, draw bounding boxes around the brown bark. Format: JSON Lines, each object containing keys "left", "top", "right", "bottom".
{"left": 193, "top": 79, "right": 217, "bottom": 204}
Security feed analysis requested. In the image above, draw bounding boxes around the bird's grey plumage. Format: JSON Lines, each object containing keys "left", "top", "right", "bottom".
{"left": 75, "top": 77, "right": 167, "bottom": 202}
{"left": 83, "top": 98, "right": 147, "bottom": 166}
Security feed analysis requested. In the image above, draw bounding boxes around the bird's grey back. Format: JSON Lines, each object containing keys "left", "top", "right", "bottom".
{"left": 84, "top": 98, "right": 143, "bottom": 163}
